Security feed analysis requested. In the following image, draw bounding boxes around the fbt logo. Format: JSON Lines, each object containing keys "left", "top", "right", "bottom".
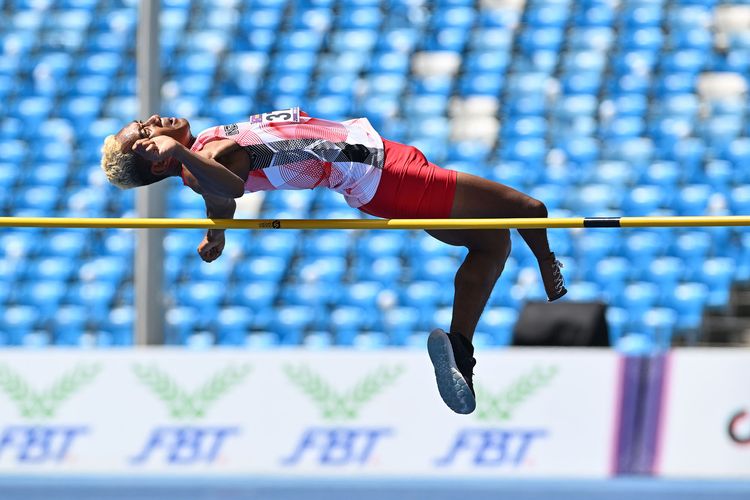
{"left": 129, "top": 363, "right": 251, "bottom": 466}
{"left": 0, "top": 363, "right": 101, "bottom": 464}
{"left": 436, "top": 428, "right": 547, "bottom": 467}
{"left": 282, "top": 427, "right": 392, "bottom": 466}
{"left": 728, "top": 409, "right": 750, "bottom": 445}
{"left": 131, "top": 426, "right": 239, "bottom": 464}
{"left": 436, "top": 365, "right": 558, "bottom": 468}
{"left": 281, "top": 363, "right": 404, "bottom": 467}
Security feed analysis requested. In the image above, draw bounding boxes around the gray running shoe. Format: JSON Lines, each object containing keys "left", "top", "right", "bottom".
{"left": 427, "top": 328, "right": 476, "bottom": 414}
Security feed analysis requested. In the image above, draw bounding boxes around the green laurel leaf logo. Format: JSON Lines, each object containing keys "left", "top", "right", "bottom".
{"left": 475, "top": 365, "right": 559, "bottom": 422}
{"left": 283, "top": 363, "right": 405, "bottom": 421}
{"left": 132, "top": 363, "right": 252, "bottom": 420}
{"left": 0, "top": 363, "right": 102, "bottom": 419}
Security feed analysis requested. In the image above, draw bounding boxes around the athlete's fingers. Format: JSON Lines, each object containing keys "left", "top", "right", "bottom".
{"left": 132, "top": 139, "right": 151, "bottom": 150}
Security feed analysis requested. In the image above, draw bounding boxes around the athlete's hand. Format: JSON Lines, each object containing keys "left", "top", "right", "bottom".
{"left": 132, "top": 135, "right": 180, "bottom": 162}
{"left": 198, "top": 233, "right": 225, "bottom": 263}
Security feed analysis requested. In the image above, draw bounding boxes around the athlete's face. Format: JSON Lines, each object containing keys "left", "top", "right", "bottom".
{"left": 115, "top": 115, "right": 192, "bottom": 176}
{"left": 116, "top": 115, "right": 192, "bottom": 148}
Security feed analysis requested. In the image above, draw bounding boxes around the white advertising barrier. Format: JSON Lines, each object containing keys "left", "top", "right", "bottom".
{"left": 656, "top": 349, "right": 750, "bottom": 478}
{"left": 0, "top": 349, "right": 620, "bottom": 477}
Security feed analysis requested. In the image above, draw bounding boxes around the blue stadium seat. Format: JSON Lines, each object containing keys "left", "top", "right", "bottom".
{"left": 561, "top": 71, "right": 602, "bottom": 94}
{"left": 654, "top": 72, "right": 697, "bottom": 95}
{"left": 227, "top": 276, "right": 276, "bottom": 313}
{"left": 304, "top": 331, "right": 334, "bottom": 349}
{"left": 661, "top": 50, "right": 707, "bottom": 74}
{"left": 13, "top": 186, "right": 59, "bottom": 212}
{"left": 622, "top": 4, "right": 663, "bottom": 27}
{"left": 425, "top": 28, "right": 469, "bottom": 51}
{"left": 721, "top": 138, "right": 750, "bottom": 168}
{"left": 592, "top": 257, "right": 630, "bottom": 300}
{"left": 566, "top": 281, "right": 602, "bottom": 302}
{"left": 26, "top": 256, "right": 74, "bottom": 282}
{"left": 526, "top": 4, "right": 569, "bottom": 28}
{"left": 331, "top": 306, "right": 375, "bottom": 344}
{"left": 293, "top": 256, "right": 347, "bottom": 283}
{"left": 233, "top": 27, "right": 276, "bottom": 51}
{"left": 623, "top": 230, "right": 669, "bottom": 277}
{"left": 640, "top": 161, "right": 679, "bottom": 188}
{"left": 459, "top": 72, "right": 504, "bottom": 95}
{"left": 669, "top": 282, "right": 709, "bottom": 333}
{"left": 330, "top": 30, "right": 377, "bottom": 53}
{"left": 374, "top": 28, "right": 420, "bottom": 52}
{"left": 676, "top": 184, "right": 712, "bottom": 215}
{"left": 66, "top": 281, "right": 116, "bottom": 323}
{"left": 410, "top": 255, "right": 458, "bottom": 284}
{"left": 51, "top": 305, "right": 89, "bottom": 345}
{"left": 22, "top": 332, "right": 52, "bottom": 348}
{"left": 470, "top": 28, "right": 513, "bottom": 51}
{"left": 103, "top": 306, "right": 134, "bottom": 345}
{"left": 623, "top": 185, "right": 666, "bottom": 216}
{"left": 400, "top": 280, "right": 444, "bottom": 317}
{"left": 668, "top": 28, "right": 711, "bottom": 51}
{"left": 351, "top": 332, "right": 389, "bottom": 349}
{"left": 672, "top": 231, "right": 713, "bottom": 278}
{"left": 355, "top": 231, "right": 404, "bottom": 258}
{"left": 166, "top": 306, "right": 201, "bottom": 344}
{"left": 622, "top": 27, "right": 663, "bottom": 51}
{"left": 45, "top": 229, "right": 87, "bottom": 259}
{"left": 338, "top": 281, "right": 384, "bottom": 309}
{"left": 641, "top": 307, "right": 677, "bottom": 348}
{"left": 22, "top": 161, "right": 68, "bottom": 188}
{"left": 241, "top": 8, "right": 283, "bottom": 30}
{"left": 187, "top": 257, "right": 234, "bottom": 282}
{"left": 477, "top": 307, "right": 518, "bottom": 346}
{"left": 648, "top": 256, "right": 684, "bottom": 293}
{"left": 620, "top": 281, "right": 661, "bottom": 331}
{"left": 667, "top": 5, "right": 712, "bottom": 30}
{"left": 382, "top": 306, "right": 420, "bottom": 345}
{"left": 520, "top": 28, "right": 564, "bottom": 51}
{"left": 243, "top": 255, "right": 289, "bottom": 283}
{"left": 270, "top": 305, "right": 316, "bottom": 345}
{"left": 700, "top": 257, "right": 735, "bottom": 309}
{"left": 279, "top": 282, "right": 337, "bottom": 308}
{"left": 78, "top": 256, "right": 127, "bottom": 284}
{"left": 215, "top": 306, "right": 254, "bottom": 345}
{"left": 175, "top": 281, "right": 224, "bottom": 310}
{"left": 0, "top": 305, "right": 39, "bottom": 345}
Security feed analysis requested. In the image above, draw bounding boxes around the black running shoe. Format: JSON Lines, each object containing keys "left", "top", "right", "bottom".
{"left": 427, "top": 329, "right": 476, "bottom": 414}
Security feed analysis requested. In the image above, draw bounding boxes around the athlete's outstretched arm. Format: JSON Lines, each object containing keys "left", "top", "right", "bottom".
{"left": 197, "top": 193, "right": 236, "bottom": 263}
{"left": 133, "top": 136, "right": 246, "bottom": 198}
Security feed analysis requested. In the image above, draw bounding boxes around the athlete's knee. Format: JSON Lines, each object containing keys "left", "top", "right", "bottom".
{"left": 523, "top": 197, "right": 548, "bottom": 218}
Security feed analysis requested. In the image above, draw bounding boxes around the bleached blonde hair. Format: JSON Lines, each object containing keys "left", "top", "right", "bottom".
{"left": 100, "top": 134, "right": 165, "bottom": 189}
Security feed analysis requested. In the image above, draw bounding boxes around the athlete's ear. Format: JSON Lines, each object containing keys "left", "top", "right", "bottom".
{"left": 150, "top": 160, "right": 169, "bottom": 175}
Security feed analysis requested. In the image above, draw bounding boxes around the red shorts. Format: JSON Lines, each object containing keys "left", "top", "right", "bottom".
{"left": 359, "top": 139, "right": 457, "bottom": 219}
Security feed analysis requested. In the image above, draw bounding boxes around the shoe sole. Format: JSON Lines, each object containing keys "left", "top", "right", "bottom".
{"left": 427, "top": 329, "right": 476, "bottom": 415}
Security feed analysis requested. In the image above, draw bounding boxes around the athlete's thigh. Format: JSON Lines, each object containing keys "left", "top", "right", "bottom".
{"left": 450, "top": 171, "right": 536, "bottom": 218}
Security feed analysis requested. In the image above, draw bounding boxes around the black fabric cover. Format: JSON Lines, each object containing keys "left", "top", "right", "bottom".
{"left": 512, "top": 301, "right": 610, "bottom": 347}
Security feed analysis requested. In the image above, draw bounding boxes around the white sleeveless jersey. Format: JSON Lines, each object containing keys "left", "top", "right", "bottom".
{"left": 189, "top": 107, "right": 384, "bottom": 208}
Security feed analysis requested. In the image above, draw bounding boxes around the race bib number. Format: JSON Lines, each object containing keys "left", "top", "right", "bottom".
{"left": 250, "top": 107, "right": 300, "bottom": 124}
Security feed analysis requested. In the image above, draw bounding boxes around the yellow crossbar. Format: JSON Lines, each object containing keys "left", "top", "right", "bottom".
{"left": 0, "top": 216, "right": 749, "bottom": 230}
